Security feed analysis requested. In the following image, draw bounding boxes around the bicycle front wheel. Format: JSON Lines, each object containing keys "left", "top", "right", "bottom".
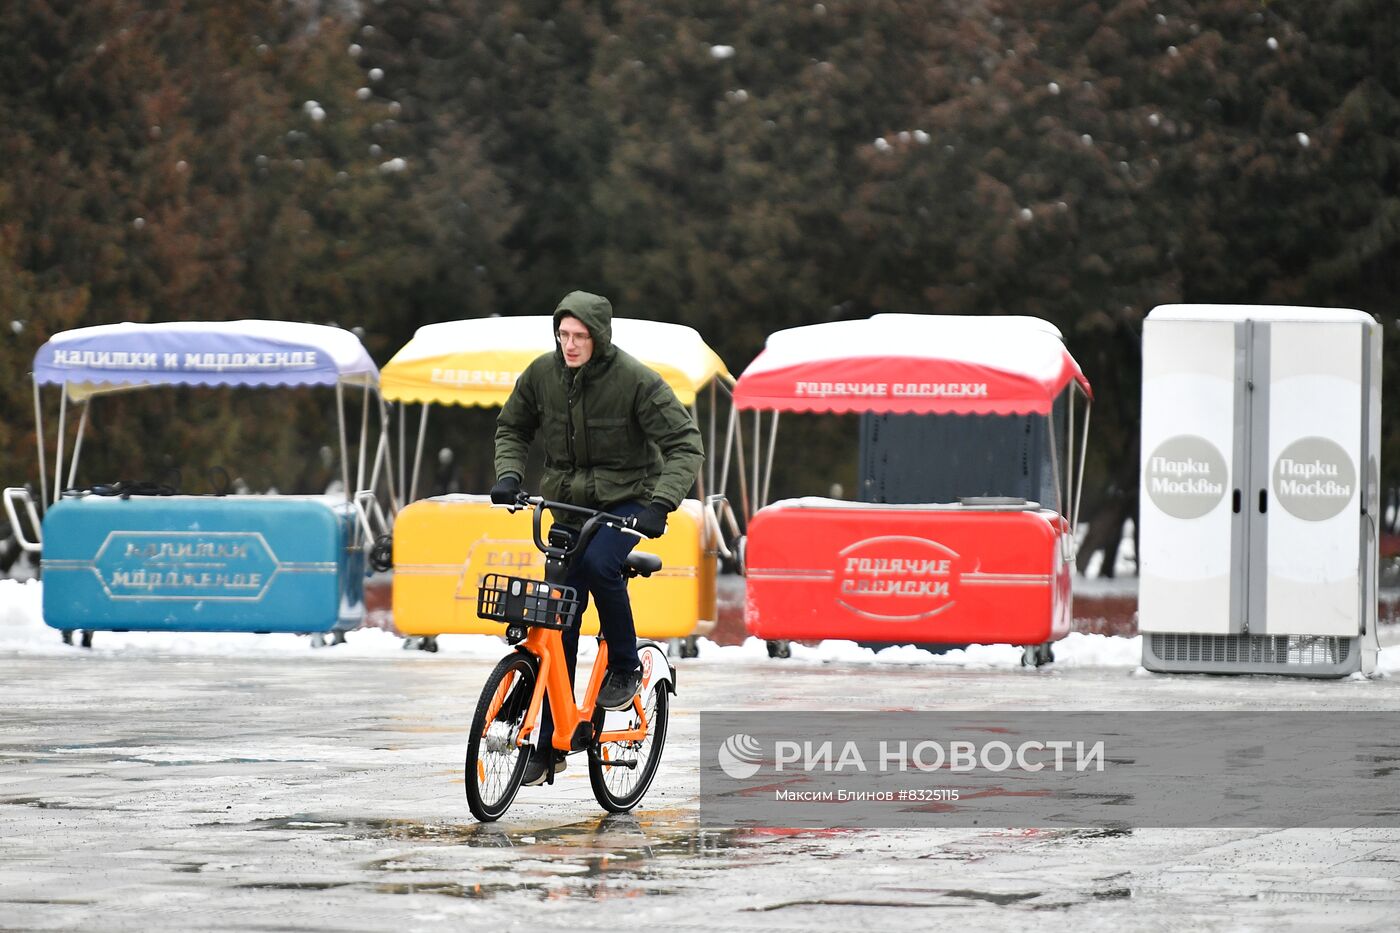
{"left": 588, "top": 685, "right": 670, "bottom": 813}
{"left": 465, "top": 651, "right": 537, "bottom": 822}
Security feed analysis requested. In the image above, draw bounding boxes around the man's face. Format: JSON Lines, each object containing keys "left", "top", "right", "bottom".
{"left": 556, "top": 316, "right": 594, "bottom": 368}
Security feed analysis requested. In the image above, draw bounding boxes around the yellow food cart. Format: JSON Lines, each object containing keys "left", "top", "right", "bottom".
{"left": 381, "top": 316, "right": 741, "bottom": 655}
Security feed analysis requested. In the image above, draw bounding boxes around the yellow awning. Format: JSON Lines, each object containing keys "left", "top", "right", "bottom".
{"left": 382, "top": 317, "right": 731, "bottom": 407}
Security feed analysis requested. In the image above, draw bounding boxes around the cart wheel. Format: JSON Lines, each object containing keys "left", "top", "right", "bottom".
{"left": 1021, "top": 643, "right": 1054, "bottom": 668}
{"left": 766, "top": 639, "right": 791, "bottom": 659}
{"left": 61, "top": 630, "right": 73, "bottom": 646}
{"left": 80, "top": 630, "right": 94, "bottom": 649}
{"left": 420, "top": 635, "right": 439, "bottom": 653}
{"left": 310, "top": 633, "right": 327, "bottom": 649}
{"left": 681, "top": 636, "right": 700, "bottom": 659}
{"left": 331, "top": 630, "right": 347, "bottom": 646}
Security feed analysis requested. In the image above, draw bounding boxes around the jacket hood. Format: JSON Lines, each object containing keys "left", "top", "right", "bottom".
{"left": 553, "top": 291, "right": 614, "bottom": 363}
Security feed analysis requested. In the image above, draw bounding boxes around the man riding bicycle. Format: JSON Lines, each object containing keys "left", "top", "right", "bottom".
{"left": 490, "top": 291, "right": 704, "bottom": 786}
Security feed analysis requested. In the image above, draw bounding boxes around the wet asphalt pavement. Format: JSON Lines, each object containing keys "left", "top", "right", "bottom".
{"left": 4, "top": 646, "right": 1400, "bottom": 931}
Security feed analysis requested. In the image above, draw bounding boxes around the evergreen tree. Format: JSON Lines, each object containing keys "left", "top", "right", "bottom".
{"left": 3, "top": 0, "right": 1398, "bottom": 530}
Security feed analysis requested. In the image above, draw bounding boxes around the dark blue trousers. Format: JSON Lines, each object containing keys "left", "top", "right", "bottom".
{"left": 539, "top": 499, "right": 643, "bottom": 752}
{"left": 562, "top": 498, "right": 644, "bottom": 679}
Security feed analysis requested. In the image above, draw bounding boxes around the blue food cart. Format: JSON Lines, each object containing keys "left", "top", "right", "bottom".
{"left": 3, "top": 321, "right": 392, "bottom": 647}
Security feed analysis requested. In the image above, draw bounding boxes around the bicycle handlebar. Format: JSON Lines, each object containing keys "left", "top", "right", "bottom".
{"left": 502, "top": 493, "right": 641, "bottom": 560}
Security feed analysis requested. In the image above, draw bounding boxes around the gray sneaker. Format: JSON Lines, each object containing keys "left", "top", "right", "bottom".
{"left": 597, "top": 667, "right": 643, "bottom": 711}
{"left": 522, "top": 749, "right": 566, "bottom": 786}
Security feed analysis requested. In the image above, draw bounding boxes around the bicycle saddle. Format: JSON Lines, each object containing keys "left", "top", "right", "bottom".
{"left": 625, "top": 552, "right": 662, "bottom": 578}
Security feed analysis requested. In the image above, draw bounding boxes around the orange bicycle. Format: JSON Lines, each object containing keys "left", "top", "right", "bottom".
{"left": 464, "top": 493, "right": 675, "bottom": 822}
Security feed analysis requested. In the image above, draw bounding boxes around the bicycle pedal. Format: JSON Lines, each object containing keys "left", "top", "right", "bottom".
{"left": 597, "top": 757, "right": 638, "bottom": 769}
{"left": 590, "top": 747, "right": 639, "bottom": 769}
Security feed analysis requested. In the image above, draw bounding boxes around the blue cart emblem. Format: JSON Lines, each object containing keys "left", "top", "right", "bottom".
{"left": 93, "top": 531, "right": 281, "bottom": 601}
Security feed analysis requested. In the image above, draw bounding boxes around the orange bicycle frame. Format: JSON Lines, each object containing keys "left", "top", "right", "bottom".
{"left": 510, "top": 626, "right": 648, "bottom": 751}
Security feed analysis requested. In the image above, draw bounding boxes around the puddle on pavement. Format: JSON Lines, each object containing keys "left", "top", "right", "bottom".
{"left": 998, "top": 826, "right": 1130, "bottom": 843}
{"left": 219, "top": 813, "right": 701, "bottom": 902}
{"left": 3, "top": 746, "right": 315, "bottom": 769}
{"left": 1062, "top": 827, "right": 1133, "bottom": 840}
{"left": 868, "top": 885, "right": 1046, "bottom": 907}
{"left": 0, "top": 795, "right": 115, "bottom": 811}
{"left": 373, "top": 880, "right": 678, "bottom": 900}
{"left": 376, "top": 881, "right": 544, "bottom": 898}
{"left": 942, "top": 889, "right": 1042, "bottom": 906}
{"left": 211, "top": 808, "right": 780, "bottom": 885}
{"left": 224, "top": 815, "right": 513, "bottom": 843}
{"left": 206, "top": 809, "right": 913, "bottom": 900}
{"left": 222, "top": 810, "right": 887, "bottom": 853}
{"left": 751, "top": 884, "right": 1116, "bottom": 912}
{"left": 220, "top": 809, "right": 751, "bottom": 854}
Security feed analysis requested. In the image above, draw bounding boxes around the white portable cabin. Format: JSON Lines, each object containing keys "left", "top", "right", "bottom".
{"left": 1138, "top": 304, "right": 1382, "bottom": 676}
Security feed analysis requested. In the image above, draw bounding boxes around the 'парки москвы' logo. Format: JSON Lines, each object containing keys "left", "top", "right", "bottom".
{"left": 1273, "top": 437, "right": 1356, "bottom": 522}
{"left": 1145, "top": 435, "right": 1228, "bottom": 520}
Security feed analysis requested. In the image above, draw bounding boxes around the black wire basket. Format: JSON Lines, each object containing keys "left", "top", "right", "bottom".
{"left": 476, "top": 574, "right": 581, "bottom": 631}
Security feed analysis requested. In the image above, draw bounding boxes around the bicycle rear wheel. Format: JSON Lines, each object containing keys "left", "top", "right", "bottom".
{"left": 588, "top": 686, "right": 670, "bottom": 813}
{"left": 465, "top": 651, "right": 537, "bottom": 822}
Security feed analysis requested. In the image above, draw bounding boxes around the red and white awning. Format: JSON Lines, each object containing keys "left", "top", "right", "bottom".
{"left": 733, "top": 314, "right": 1091, "bottom": 415}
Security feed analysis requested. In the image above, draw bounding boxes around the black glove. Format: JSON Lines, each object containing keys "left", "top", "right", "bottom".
{"left": 490, "top": 475, "right": 522, "bottom": 505}
{"left": 630, "top": 501, "right": 670, "bottom": 539}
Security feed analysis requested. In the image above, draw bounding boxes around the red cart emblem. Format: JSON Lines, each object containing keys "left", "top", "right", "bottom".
{"left": 836, "top": 535, "right": 961, "bottom": 622}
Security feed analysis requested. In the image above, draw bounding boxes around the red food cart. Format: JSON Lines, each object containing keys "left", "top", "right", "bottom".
{"left": 733, "top": 314, "right": 1092, "bottom": 664}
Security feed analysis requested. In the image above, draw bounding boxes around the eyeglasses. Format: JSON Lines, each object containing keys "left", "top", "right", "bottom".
{"left": 557, "top": 331, "right": 592, "bottom": 346}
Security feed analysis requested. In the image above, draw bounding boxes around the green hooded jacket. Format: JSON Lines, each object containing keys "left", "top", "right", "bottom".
{"left": 494, "top": 291, "right": 704, "bottom": 513}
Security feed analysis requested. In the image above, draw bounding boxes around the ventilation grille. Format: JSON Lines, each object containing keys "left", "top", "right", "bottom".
{"left": 1149, "top": 633, "right": 1350, "bottom": 666}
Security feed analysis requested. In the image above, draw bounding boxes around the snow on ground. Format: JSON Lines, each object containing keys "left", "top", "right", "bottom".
{"left": 0, "top": 578, "right": 497, "bottom": 660}
{"left": 6, "top": 578, "right": 1398, "bottom": 677}
{"left": 0, "top": 578, "right": 1149, "bottom": 670}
